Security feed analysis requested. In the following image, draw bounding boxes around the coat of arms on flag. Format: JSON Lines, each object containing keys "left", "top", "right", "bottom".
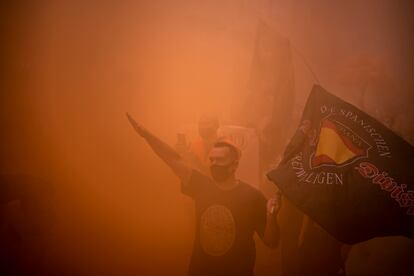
{"left": 310, "top": 118, "right": 371, "bottom": 168}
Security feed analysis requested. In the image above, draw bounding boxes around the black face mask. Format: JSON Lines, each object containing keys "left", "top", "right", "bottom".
{"left": 210, "top": 164, "right": 233, "bottom": 182}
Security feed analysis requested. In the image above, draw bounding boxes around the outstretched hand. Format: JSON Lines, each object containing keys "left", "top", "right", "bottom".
{"left": 126, "top": 112, "right": 148, "bottom": 137}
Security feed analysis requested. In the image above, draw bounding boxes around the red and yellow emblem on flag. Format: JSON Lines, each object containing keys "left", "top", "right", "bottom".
{"left": 312, "top": 119, "right": 369, "bottom": 167}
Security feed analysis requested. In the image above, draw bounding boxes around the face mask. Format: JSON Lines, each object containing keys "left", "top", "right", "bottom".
{"left": 210, "top": 164, "right": 233, "bottom": 182}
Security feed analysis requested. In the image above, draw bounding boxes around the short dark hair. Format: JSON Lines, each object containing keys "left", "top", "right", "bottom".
{"left": 213, "top": 140, "right": 241, "bottom": 161}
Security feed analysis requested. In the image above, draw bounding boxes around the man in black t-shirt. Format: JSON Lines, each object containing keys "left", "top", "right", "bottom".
{"left": 127, "top": 113, "right": 280, "bottom": 276}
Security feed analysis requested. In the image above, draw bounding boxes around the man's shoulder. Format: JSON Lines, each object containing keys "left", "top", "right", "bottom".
{"left": 237, "top": 181, "right": 265, "bottom": 199}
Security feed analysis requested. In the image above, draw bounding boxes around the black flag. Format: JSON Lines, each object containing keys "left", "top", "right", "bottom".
{"left": 267, "top": 85, "right": 414, "bottom": 244}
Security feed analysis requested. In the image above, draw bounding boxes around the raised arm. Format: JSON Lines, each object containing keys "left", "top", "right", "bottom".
{"left": 126, "top": 113, "right": 191, "bottom": 182}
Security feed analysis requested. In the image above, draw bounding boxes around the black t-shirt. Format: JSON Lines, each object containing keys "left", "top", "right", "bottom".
{"left": 182, "top": 170, "right": 267, "bottom": 276}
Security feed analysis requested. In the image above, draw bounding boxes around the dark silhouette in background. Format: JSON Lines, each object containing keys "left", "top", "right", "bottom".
{"left": 0, "top": 174, "right": 55, "bottom": 276}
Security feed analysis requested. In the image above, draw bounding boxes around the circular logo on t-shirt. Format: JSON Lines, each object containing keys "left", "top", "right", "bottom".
{"left": 200, "top": 205, "right": 235, "bottom": 256}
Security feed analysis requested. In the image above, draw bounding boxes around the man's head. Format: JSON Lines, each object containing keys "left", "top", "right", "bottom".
{"left": 198, "top": 114, "right": 219, "bottom": 142}
{"left": 208, "top": 140, "right": 241, "bottom": 182}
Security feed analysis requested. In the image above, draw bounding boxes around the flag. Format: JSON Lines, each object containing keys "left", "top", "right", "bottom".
{"left": 267, "top": 85, "right": 414, "bottom": 244}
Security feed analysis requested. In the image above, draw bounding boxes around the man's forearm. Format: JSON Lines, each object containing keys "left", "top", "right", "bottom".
{"left": 127, "top": 113, "right": 190, "bottom": 181}
{"left": 143, "top": 131, "right": 181, "bottom": 162}
{"left": 142, "top": 131, "right": 190, "bottom": 181}
{"left": 263, "top": 214, "right": 280, "bottom": 248}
